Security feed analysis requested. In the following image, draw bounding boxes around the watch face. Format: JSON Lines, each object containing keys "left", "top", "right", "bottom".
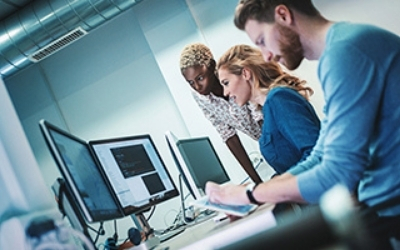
{"left": 246, "top": 183, "right": 256, "bottom": 191}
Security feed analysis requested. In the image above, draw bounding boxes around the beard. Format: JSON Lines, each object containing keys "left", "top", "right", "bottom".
{"left": 276, "top": 24, "right": 304, "bottom": 70}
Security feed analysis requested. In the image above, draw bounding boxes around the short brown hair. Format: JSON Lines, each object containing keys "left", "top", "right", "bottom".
{"left": 234, "top": 0, "right": 319, "bottom": 30}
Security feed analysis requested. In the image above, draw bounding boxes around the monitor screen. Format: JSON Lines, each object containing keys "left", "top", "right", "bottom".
{"left": 165, "top": 131, "right": 230, "bottom": 200}
{"left": 39, "top": 120, "right": 124, "bottom": 223}
{"left": 89, "top": 135, "right": 179, "bottom": 216}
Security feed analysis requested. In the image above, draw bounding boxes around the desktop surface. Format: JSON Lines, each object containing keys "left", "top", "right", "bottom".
{"left": 145, "top": 203, "right": 276, "bottom": 250}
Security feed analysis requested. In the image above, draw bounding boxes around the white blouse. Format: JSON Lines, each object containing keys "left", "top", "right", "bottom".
{"left": 192, "top": 91, "right": 263, "bottom": 142}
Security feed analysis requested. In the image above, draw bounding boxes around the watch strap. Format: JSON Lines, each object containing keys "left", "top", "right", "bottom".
{"left": 246, "top": 183, "right": 262, "bottom": 205}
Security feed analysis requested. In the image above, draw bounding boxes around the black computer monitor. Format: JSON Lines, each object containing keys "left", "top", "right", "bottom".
{"left": 39, "top": 120, "right": 124, "bottom": 223}
{"left": 89, "top": 134, "right": 179, "bottom": 217}
{"left": 165, "top": 131, "right": 230, "bottom": 200}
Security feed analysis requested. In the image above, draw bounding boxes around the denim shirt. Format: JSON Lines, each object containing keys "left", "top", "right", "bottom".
{"left": 289, "top": 116, "right": 326, "bottom": 176}
{"left": 259, "top": 87, "right": 320, "bottom": 174}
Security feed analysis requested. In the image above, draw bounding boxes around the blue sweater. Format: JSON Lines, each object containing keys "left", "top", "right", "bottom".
{"left": 296, "top": 22, "right": 400, "bottom": 216}
{"left": 259, "top": 87, "right": 320, "bottom": 174}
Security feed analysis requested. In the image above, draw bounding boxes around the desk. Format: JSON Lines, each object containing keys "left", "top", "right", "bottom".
{"left": 142, "top": 186, "right": 364, "bottom": 250}
{"left": 155, "top": 204, "right": 276, "bottom": 250}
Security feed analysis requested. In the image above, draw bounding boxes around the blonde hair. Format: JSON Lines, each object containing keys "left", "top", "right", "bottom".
{"left": 179, "top": 43, "right": 214, "bottom": 73}
{"left": 217, "top": 44, "right": 313, "bottom": 100}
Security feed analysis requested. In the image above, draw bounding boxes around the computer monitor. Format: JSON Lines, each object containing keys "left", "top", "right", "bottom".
{"left": 89, "top": 134, "right": 179, "bottom": 217}
{"left": 165, "top": 131, "right": 230, "bottom": 200}
{"left": 39, "top": 120, "right": 124, "bottom": 223}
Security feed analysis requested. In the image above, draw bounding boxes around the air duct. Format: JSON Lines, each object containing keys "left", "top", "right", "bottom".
{"left": 0, "top": 0, "right": 143, "bottom": 78}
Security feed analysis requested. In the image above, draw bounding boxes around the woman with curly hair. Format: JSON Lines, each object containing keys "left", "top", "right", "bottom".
{"left": 179, "top": 43, "right": 263, "bottom": 183}
{"left": 217, "top": 44, "right": 320, "bottom": 175}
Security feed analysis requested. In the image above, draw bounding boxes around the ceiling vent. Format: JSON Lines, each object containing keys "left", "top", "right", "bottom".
{"left": 28, "top": 27, "right": 88, "bottom": 63}
{"left": 0, "top": 0, "right": 144, "bottom": 78}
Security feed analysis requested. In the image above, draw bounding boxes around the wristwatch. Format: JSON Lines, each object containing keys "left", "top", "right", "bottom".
{"left": 246, "top": 183, "right": 262, "bottom": 205}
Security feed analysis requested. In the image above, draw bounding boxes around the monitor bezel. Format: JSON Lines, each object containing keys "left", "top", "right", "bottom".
{"left": 89, "top": 134, "right": 180, "bottom": 216}
{"left": 39, "top": 119, "right": 125, "bottom": 223}
{"left": 165, "top": 131, "right": 203, "bottom": 200}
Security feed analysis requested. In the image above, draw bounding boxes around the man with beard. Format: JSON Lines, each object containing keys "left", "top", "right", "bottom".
{"left": 205, "top": 0, "right": 400, "bottom": 249}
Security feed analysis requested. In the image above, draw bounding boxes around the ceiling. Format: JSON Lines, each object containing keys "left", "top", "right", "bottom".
{"left": 0, "top": 0, "right": 144, "bottom": 78}
{"left": 0, "top": 0, "right": 33, "bottom": 21}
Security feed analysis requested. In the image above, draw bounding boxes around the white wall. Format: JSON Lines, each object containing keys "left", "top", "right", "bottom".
{"left": 134, "top": 0, "right": 263, "bottom": 185}
{"left": 3, "top": 0, "right": 400, "bottom": 246}
{"left": 6, "top": 4, "right": 191, "bottom": 241}
{"left": 0, "top": 77, "right": 55, "bottom": 222}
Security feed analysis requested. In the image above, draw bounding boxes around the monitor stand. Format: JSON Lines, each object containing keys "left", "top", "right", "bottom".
{"left": 178, "top": 175, "right": 217, "bottom": 226}
{"left": 129, "top": 213, "right": 184, "bottom": 249}
{"left": 129, "top": 213, "right": 160, "bottom": 250}
{"left": 51, "top": 178, "right": 95, "bottom": 249}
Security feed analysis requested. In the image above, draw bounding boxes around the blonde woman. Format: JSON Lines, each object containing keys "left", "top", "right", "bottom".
{"left": 217, "top": 44, "right": 320, "bottom": 175}
{"left": 179, "top": 43, "right": 263, "bottom": 183}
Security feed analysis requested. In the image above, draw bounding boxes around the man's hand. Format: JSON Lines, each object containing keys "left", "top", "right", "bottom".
{"left": 205, "top": 181, "right": 249, "bottom": 205}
